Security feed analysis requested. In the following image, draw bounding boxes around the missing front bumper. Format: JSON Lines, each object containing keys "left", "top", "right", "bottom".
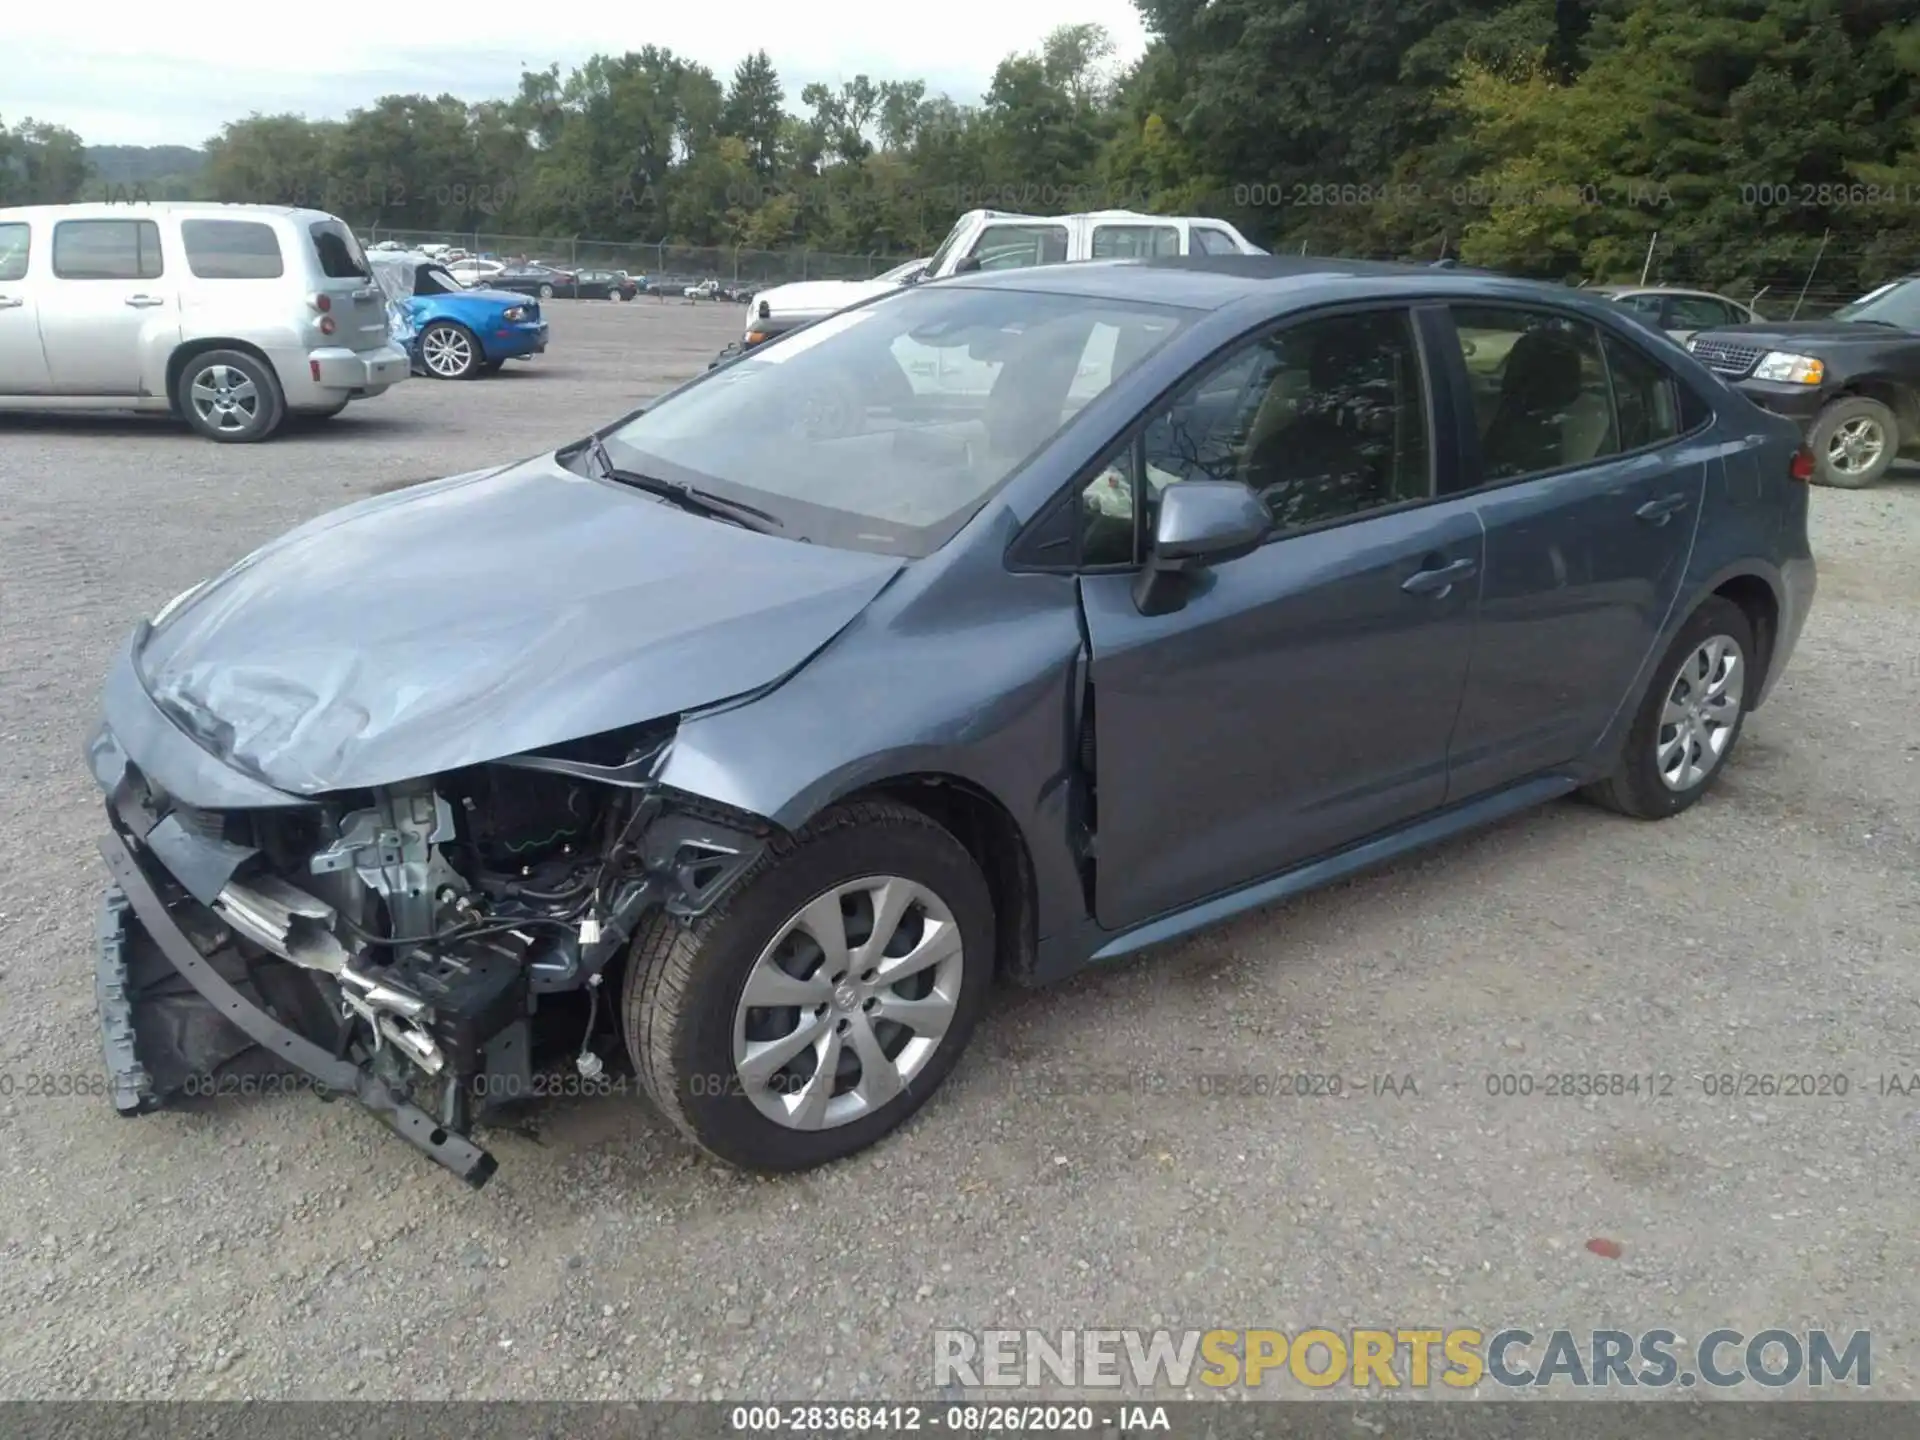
{"left": 95, "top": 829, "right": 498, "bottom": 1188}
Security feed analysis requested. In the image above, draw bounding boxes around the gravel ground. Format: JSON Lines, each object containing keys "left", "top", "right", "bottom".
{"left": 0, "top": 300, "right": 1916, "bottom": 1403}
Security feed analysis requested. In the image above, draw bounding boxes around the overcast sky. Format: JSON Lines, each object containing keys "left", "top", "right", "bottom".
{"left": 8, "top": 0, "right": 1150, "bottom": 149}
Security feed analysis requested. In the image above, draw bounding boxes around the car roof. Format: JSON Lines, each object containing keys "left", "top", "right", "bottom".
{"left": 0, "top": 201, "right": 344, "bottom": 225}
{"left": 1586, "top": 284, "right": 1739, "bottom": 300}
{"left": 940, "top": 254, "right": 1592, "bottom": 313}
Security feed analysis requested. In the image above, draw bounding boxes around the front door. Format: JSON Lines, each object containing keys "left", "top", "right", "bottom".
{"left": 36, "top": 218, "right": 177, "bottom": 395}
{"left": 1438, "top": 304, "right": 1707, "bottom": 798}
{"left": 1077, "top": 304, "right": 1486, "bottom": 932}
{"left": 0, "top": 219, "right": 51, "bottom": 394}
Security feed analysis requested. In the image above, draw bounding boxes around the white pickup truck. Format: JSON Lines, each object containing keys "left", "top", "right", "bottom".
{"left": 721, "top": 208, "right": 1263, "bottom": 364}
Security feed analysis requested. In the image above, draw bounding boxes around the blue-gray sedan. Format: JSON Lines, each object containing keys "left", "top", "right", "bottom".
{"left": 87, "top": 255, "right": 1817, "bottom": 1183}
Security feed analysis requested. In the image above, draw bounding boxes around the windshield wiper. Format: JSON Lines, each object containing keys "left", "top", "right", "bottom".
{"left": 577, "top": 434, "right": 784, "bottom": 531}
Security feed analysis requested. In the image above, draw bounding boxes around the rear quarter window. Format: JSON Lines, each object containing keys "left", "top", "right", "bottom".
{"left": 181, "top": 219, "right": 285, "bottom": 279}
{"left": 52, "top": 219, "right": 164, "bottom": 280}
{"left": 308, "top": 220, "right": 371, "bottom": 280}
{"left": 0, "top": 222, "right": 28, "bottom": 282}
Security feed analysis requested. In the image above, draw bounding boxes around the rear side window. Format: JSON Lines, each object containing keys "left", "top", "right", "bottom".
{"left": 1448, "top": 305, "right": 1618, "bottom": 484}
{"left": 1091, "top": 224, "right": 1181, "bottom": 259}
{"left": 181, "top": 219, "right": 285, "bottom": 279}
{"left": 52, "top": 220, "right": 164, "bottom": 280}
{"left": 0, "top": 223, "right": 28, "bottom": 282}
{"left": 1665, "top": 294, "right": 1739, "bottom": 332}
{"left": 1192, "top": 227, "right": 1241, "bottom": 256}
{"left": 1602, "top": 333, "right": 1682, "bottom": 449}
{"left": 309, "top": 220, "right": 371, "bottom": 279}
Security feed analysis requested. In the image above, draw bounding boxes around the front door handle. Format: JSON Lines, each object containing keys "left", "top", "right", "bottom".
{"left": 0, "top": 295, "right": 23, "bottom": 310}
{"left": 124, "top": 295, "right": 165, "bottom": 309}
{"left": 1635, "top": 493, "right": 1690, "bottom": 525}
{"left": 1401, "top": 556, "right": 1477, "bottom": 597}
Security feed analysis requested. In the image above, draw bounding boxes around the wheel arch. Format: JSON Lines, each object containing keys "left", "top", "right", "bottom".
{"left": 1709, "top": 570, "right": 1780, "bottom": 706}
{"left": 1828, "top": 376, "right": 1919, "bottom": 441}
{"left": 828, "top": 772, "right": 1041, "bottom": 988}
{"left": 165, "top": 338, "right": 282, "bottom": 416}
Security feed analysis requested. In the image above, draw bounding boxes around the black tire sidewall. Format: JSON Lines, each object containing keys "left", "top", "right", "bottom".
{"left": 177, "top": 350, "right": 285, "bottom": 442}
{"left": 1810, "top": 397, "right": 1897, "bottom": 489}
{"left": 1614, "top": 597, "right": 1756, "bottom": 818}
{"left": 420, "top": 322, "right": 480, "bottom": 380}
{"left": 657, "top": 813, "right": 994, "bottom": 1171}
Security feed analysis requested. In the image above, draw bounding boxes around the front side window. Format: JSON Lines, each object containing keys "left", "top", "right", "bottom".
{"left": 416, "top": 265, "right": 464, "bottom": 295}
{"left": 181, "top": 219, "right": 285, "bottom": 279}
{"left": 966, "top": 224, "right": 1069, "bottom": 272}
{"left": 604, "top": 286, "right": 1194, "bottom": 558}
{"left": 1449, "top": 305, "right": 1617, "bottom": 483}
{"left": 1603, "top": 333, "right": 1682, "bottom": 449}
{"left": 1091, "top": 225, "right": 1180, "bottom": 260}
{"left": 1075, "top": 307, "right": 1433, "bottom": 558}
{"left": 0, "top": 222, "right": 29, "bottom": 282}
{"left": 1665, "top": 294, "right": 1738, "bottom": 332}
{"left": 52, "top": 220, "right": 163, "bottom": 280}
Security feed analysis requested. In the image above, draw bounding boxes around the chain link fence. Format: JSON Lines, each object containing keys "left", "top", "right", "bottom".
{"left": 363, "top": 227, "right": 908, "bottom": 287}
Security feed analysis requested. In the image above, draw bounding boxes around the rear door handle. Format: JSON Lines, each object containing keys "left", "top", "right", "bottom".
{"left": 1401, "top": 556, "right": 1477, "bottom": 597}
{"left": 124, "top": 295, "right": 165, "bottom": 309}
{"left": 1635, "top": 493, "right": 1690, "bottom": 524}
{"left": 0, "top": 295, "right": 23, "bottom": 309}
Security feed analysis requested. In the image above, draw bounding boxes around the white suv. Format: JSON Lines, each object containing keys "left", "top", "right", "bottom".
{"left": 0, "top": 203, "right": 411, "bottom": 442}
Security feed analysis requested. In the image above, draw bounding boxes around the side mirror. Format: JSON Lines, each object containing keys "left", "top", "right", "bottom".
{"left": 1133, "top": 481, "right": 1270, "bottom": 615}
{"left": 953, "top": 255, "right": 983, "bottom": 274}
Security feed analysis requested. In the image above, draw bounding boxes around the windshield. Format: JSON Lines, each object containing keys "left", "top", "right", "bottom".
{"left": 878, "top": 257, "right": 929, "bottom": 282}
{"left": 603, "top": 285, "right": 1195, "bottom": 557}
{"left": 924, "top": 218, "right": 972, "bottom": 277}
{"left": 1833, "top": 278, "right": 1920, "bottom": 328}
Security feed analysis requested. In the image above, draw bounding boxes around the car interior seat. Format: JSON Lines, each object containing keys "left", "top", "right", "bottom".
{"left": 1480, "top": 329, "right": 1615, "bottom": 478}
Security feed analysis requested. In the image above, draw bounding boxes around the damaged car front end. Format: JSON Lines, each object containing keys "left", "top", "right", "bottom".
{"left": 85, "top": 447, "right": 909, "bottom": 1186}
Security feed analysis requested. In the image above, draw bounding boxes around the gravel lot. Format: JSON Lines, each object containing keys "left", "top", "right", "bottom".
{"left": 1, "top": 299, "right": 1916, "bottom": 1403}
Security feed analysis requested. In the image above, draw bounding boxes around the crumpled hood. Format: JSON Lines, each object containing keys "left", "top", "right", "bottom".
{"left": 135, "top": 456, "right": 903, "bottom": 795}
{"left": 756, "top": 277, "right": 902, "bottom": 320}
{"left": 453, "top": 286, "right": 538, "bottom": 307}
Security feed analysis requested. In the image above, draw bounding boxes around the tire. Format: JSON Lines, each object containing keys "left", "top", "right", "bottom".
{"left": 538, "top": 283, "right": 555, "bottom": 300}
{"left": 1808, "top": 395, "right": 1898, "bottom": 489}
{"left": 618, "top": 289, "right": 633, "bottom": 302}
{"left": 623, "top": 800, "right": 995, "bottom": 1171}
{"left": 176, "top": 349, "right": 285, "bottom": 443}
{"left": 1583, "top": 596, "right": 1755, "bottom": 820}
{"left": 479, "top": 359, "right": 505, "bottom": 374}
{"left": 418, "top": 321, "right": 482, "bottom": 380}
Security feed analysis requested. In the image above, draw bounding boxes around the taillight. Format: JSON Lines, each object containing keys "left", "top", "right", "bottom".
{"left": 1789, "top": 446, "right": 1815, "bottom": 482}
{"left": 317, "top": 315, "right": 337, "bottom": 335}
{"left": 312, "top": 293, "right": 332, "bottom": 313}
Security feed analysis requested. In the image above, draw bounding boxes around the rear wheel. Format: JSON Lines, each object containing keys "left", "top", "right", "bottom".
{"left": 1583, "top": 596, "right": 1754, "bottom": 819}
{"left": 176, "top": 350, "right": 285, "bottom": 442}
{"left": 1809, "top": 395, "right": 1898, "bottom": 489}
{"left": 419, "top": 321, "right": 481, "bottom": 380}
{"left": 538, "top": 283, "right": 555, "bottom": 300}
{"left": 623, "top": 801, "right": 994, "bottom": 1171}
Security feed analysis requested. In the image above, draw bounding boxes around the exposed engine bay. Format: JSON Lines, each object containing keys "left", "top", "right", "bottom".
{"left": 95, "top": 720, "right": 769, "bottom": 1187}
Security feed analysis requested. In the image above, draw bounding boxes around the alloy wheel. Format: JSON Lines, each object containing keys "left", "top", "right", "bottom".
{"left": 1655, "top": 634, "right": 1744, "bottom": 791}
{"left": 1826, "top": 416, "right": 1885, "bottom": 477}
{"left": 421, "top": 326, "right": 473, "bottom": 378}
{"left": 731, "top": 876, "right": 965, "bottom": 1131}
{"left": 188, "top": 364, "right": 262, "bottom": 434}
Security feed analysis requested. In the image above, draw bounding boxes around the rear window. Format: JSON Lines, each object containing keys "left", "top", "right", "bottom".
{"left": 0, "top": 223, "right": 28, "bottom": 282}
{"left": 181, "top": 219, "right": 285, "bottom": 279}
{"left": 53, "top": 219, "right": 164, "bottom": 280}
{"left": 1192, "top": 227, "right": 1241, "bottom": 256}
{"left": 309, "top": 220, "right": 371, "bottom": 280}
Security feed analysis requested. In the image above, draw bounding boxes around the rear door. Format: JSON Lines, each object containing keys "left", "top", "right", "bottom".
{"left": 35, "top": 217, "right": 178, "bottom": 395}
{"left": 1437, "top": 304, "right": 1707, "bottom": 798}
{"left": 1078, "top": 303, "right": 1485, "bottom": 929}
{"left": 0, "top": 218, "right": 52, "bottom": 393}
{"left": 304, "top": 216, "right": 390, "bottom": 352}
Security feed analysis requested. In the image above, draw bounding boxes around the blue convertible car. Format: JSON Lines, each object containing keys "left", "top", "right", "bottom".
{"left": 370, "top": 253, "right": 550, "bottom": 379}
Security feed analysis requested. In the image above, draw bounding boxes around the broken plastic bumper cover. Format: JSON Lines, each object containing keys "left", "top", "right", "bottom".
{"left": 96, "top": 827, "right": 499, "bottom": 1189}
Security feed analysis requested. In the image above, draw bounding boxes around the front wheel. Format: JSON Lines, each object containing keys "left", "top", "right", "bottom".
{"left": 538, "top": 283, "right": 555, "bottom": 300}
{"left": 1809, "top": 395, "right": 1898, "bottom": 489}
{"left": 419, "top": 321, "right": 481, "bottom": 379}
{"left": 623, "top": 800, "right": 994, "bottom": 1171}
{"left": 1583, "top": 596, "right": 1754, "bottom": 820}
{"left": 177, "top": 350, "right": 285, "bottom": 442}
